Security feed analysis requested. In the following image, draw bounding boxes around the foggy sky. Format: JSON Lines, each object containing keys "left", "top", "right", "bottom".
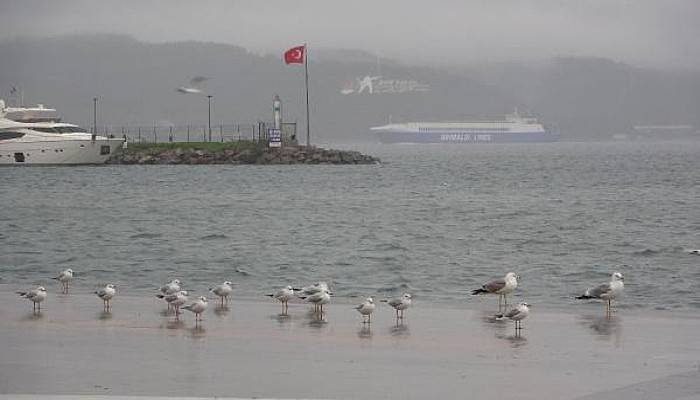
{"left": 1, "top": 0, "right": 699, "bottom": 69}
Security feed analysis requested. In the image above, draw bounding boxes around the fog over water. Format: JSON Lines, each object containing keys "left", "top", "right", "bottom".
{"left": 1, "top": 0, "right": 699, "bottom": 69}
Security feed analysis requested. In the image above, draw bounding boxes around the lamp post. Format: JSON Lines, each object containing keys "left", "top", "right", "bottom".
{"left": 207, "top": 95, "right": 213, "bottom": 142}
{"left": 92, "top": 97, "right": 98, "bottom": 135}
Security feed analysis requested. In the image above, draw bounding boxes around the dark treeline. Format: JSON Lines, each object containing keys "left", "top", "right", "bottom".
{"left": 1, "top": 34, "right": 698, "bottom": 142}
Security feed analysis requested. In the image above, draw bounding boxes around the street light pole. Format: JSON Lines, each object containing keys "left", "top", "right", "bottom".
{"left": 93, "top": 97, "right": 97, "bottom": 135}
{"left": 207, "top": 95, "right": 213, "bottom": 142}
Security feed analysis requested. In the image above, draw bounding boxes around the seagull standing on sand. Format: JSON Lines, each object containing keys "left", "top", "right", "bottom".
{"left": 297, "top": 281, "right": 331, "bottom": 296}
{"left": 182, "top": 296, "right": 208, "bottom": 323}
{"left": 95, "top": 284, "right": 116, "bottom": 310}
{"left": 385, "top": 293, "right": 412, "bottom": 320}
{"left": 209, "top": 281, "right": 233, "bottom": 306}
{"left": 497, "top": 302, "right": 531, "bottom": 332}
{"left": 17, "top": 286, "right": 47, "bottom": 312}
{"left": 355, "top": 297, "right": 376, "bottom": 324}
{"left": 52, "top": 269, "right": 73, "bottom": 294}
{"left": 300, "top": 289, "right": 331, "bottom": 313}
{"left": 576, "top": 272, "right": 625, "bottom": 313}
{"left": 471, "top": 272, "right": 519, "bottom": 309}
{"left": 157, "top": 290, "right": 189, "bottom": 317}
{"left": 159, "top": 279, "right": 182, "bottom": 310}
{"left": 267, "top": 285, "right": 295, "bottom": 315}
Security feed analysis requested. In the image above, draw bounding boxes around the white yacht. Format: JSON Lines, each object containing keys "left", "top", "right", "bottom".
{"left": 0, "top": 99, "right": 125, "bottom": 165}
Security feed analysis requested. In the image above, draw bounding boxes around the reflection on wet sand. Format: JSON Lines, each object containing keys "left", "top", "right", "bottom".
{"left": 357, "top": 325, "right": 372, "bottom": 339}
{"left": 189, "top": 325, "right": 206, "bottom": 339}
{"left": 578, "top": 314, "right": 623, "bottom": 346}
{"left": 494, "top": 332, "right": 528, "bottom": 348}
{"left": 389, "top": 321, "right": 410, "bottom": 338}
{"left": 21, "top": 311, "right": 44, "bottom": 321}
{"left": 163, "top": 319, "right": 186, "bottom": 330}
{"left": 98, "top": 310, "right": 113, "bottom": 321}
{"left": 479, "top": 311, "right": 529, "bottom": 348}
{"left": 214, "top": 305, "right": 230, "bottom": 317}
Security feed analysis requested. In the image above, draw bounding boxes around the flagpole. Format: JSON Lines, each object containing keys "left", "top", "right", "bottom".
{"left": 304, "top": 43, "right": 310, "bottom": 147}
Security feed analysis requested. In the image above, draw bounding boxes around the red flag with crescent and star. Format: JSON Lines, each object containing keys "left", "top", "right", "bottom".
{"left": 284, "top": 45, "right": 305, "bottom": 64}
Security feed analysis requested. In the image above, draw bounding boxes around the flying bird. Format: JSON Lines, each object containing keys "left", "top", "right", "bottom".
{"left": 176, "top": 76, "right": 209, "bottom": 94}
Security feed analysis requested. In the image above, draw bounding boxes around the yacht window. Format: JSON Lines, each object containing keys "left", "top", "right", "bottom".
{"left": 0, "top": 131, "right": 25, "bottom": 140}
{"left": 100, "top": 145, "right": 111, "bottom": 155}
{"left": 14, "top": 153, "right": 25, "bottom": 162}
{"left": 33, "top": 127, "right": 60, "bottom": 133}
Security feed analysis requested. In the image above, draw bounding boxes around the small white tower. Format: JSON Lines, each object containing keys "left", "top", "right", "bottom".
{"left": 273, "top": 95, "right": 282, "bottom": 130}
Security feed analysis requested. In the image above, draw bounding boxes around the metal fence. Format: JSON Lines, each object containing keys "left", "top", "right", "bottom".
{"left": 100, "top": 122, "right": 297, "bottom": 144}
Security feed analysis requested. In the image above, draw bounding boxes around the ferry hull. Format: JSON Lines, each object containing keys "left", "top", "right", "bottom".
{"left": 376, "top": 131, "right": 560, "bottom": 144}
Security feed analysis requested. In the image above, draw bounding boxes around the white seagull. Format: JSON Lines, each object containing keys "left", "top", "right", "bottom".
{"left": 95, "top": 284, "right": 116, "bottom": 310}
{"left": 17, "top": 286, "right": 47, "bottom": 312}
{"left": 471, "top": 272, "right": 519, "bottom": 309}
{"left": 182, "top": 296, "right": 208, "bottom": 323}
{"left": 159, "top": 279, "right": 182, "bottom": 310}
{"left": 576, "top": 272, "right": 625, "bottom": 313}
{"left": 267, "top": 285, "right": 295, "bottom": 315}
{"left": 300, "top": 289, "right": 331, "bottom": 313}
{"left": 52, "top": 268, "right": 74, "bottom": 293}
{"left": 384, "top": 293, "right": 412, "bottom": 319}
{"left": 209, "top": 281, "right": 233, "bottom": 306}
{"left": 176, "top": 76, "right": 208, "bottom": 94}
{"left": 297, "top": 281, "right": 332, "bottom": 296}
{"left": 355, "top": 297, "right": 376, "bottom": 324}
{"left": 497, "top": 302, "right": 531, "bottom": 332}
{"left": 157, "top": 290, "right": 189, "bottom": 316}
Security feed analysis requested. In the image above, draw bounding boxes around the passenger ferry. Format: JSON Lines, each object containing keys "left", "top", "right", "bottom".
{"left": 371, "top": 110, "right": 559, "bottom": 144}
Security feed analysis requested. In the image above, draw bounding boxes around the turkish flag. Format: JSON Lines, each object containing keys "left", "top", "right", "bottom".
{"left": 284, "top": 45, "right": 305, "bottom": 64}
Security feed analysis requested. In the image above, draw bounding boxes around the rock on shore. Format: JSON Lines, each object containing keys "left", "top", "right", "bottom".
{"left": 108, "top": 143, "right": 380, "bottom": 165}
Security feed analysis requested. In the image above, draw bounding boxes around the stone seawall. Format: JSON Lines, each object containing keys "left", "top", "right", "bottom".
{"left": 107, "top": 143, "right": 380, "bottom": 165}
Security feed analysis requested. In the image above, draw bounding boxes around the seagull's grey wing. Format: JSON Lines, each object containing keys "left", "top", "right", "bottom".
{"left": 503, "top": 307, "right": 521, "bottom": 318}
{"left": 483, "top": 279, "right": 506, "bottom": 293}
{"left": 190, "top": 76, "right": 208, "bottom": 86}
{"left": 586, "top": 283, "right": 613, "bottom": 298}
{"left": 387, "top": 298, "right": 402, "bottom": 307}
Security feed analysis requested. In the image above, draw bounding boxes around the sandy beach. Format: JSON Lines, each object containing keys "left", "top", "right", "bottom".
{"left": 1, "top": 286, "right": 699, "bottom": 400}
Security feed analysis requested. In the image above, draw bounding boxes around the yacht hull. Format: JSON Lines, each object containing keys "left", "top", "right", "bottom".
{"left": 0, "top": 138, "right": 124, "bottom": 165}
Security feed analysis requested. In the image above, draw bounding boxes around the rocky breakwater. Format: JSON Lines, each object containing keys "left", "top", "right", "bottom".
{"left": 108, "top": 142, "right": 380, "bottom": 165}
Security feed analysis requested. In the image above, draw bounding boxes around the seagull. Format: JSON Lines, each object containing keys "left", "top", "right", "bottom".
{"left": 297, "top": 281, "right": 332, "bottom": 296}
{"left": 159, "top": 279, "right": 181, "bottom": 295}
{"left": 300, "top": 289, "right": 331, "bottom": 313}
{"left": 176, "top": 76, "right": 208, "bottom": 94}
{"left": 496, "top": 302, "right": 531, "bottom": 332}
{"left": 182, "top": 296, "right": 208, "bottom": 323}
{"left": 471, "top": 272, "right": 519, "bottom": 309}
{"left": 158, "top": 279, "right": 182, "bottom": 310}
{"left": 576, "top": 272, "right": 625, "bottom": 313}
{"left": 17, "top": 286, "right": 47, "bottom": 312}
{"left": 686, "top": 249, "right": 700, "bottom": 255}
{"left": 95, "top": 284, "right": 116, "bottom": 310}
{"left": 209, "top": 281, "right": 233, "bottom": 306}
{"left": 354, "top": 297, "right": 376, "bottom": 324}
{"left": 157, "top": 290, "right": 189, "bottom": 317}
{"left": 384, "top": 293, "right": 412, "bottom": 319}
{"left": 267, "top": 285, "right": 295, "bottom": 315}
{"left": 52, "top": 269, "right": 73, "bottom": 293}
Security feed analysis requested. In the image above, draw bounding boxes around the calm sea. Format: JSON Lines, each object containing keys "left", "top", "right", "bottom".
{"left": 2, "top": 141, "right": 699, "bottom": 310}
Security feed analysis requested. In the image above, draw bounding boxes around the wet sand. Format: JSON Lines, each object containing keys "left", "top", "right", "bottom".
{"left": 1, "top": 287, "right": 699, "bottom": 400}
